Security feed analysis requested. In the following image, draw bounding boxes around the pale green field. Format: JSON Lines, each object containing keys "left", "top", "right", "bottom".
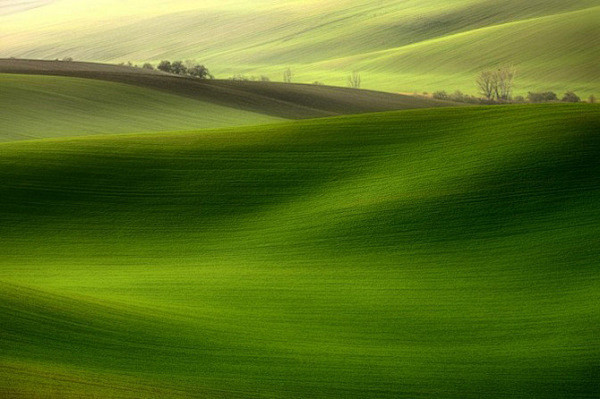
{"left": 0, "top": 74, "right": 282, "bottom": 141}
{"left": 1, "top": 0, "right": 599, "bottom": 96}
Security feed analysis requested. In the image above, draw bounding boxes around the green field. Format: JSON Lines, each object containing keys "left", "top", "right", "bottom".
{"left": 2, "top": 2, "right": 599, "bottom": 396}
{"left": 0, "top": 61, "right": 457, "bottom": 126}
{"left": 0, "top": 73, "right": 283, "bottom": 141}
{"left": 1, "top": 0, "right": 599, "bottom": 96}
{"left": 1, "top": 105, "right": 599, "bottom": 398}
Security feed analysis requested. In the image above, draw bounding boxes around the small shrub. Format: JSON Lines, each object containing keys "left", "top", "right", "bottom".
{"left": 513, "top": 95, "right": 525, "bottom": 103}
{"left": 156, "top": 60, "right": 212, "bottom": 78}
{"left": 449, "top": 90, "right": 463, "bottom": 102}
{"left": 142, "top": 63, "right": 154, "bottom": 70}
{"left": 562, "top": 91, "right": 580, "bottom": 103}
{"left": 230, "top": 74, "right": 254, "bottom": 81}
{"left": 157, "top": 60, "right": 172, "bottom": 73}
{"left": 171, "top": 61, "right": 187, "bottom": 75}
{"left": 466, "top": 95, "right": 482, "bottom": 104}
{"left": 448, "top": 90, "right": 479, "bottom": 103}
{"left": 589, "top": 94, "right": 596, "bottom": 104}
{"left": 188, "top": 64, "right": 211, "bottom": 79}
{"left": 432, "top": 90, "right": 449, "bottom": 100}
{"left": 527, "top": 92, "right": 557, "bottom": 103}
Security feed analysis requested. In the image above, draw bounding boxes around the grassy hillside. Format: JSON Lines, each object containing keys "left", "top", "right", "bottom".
{"left": 1, "top": 0, "right": 598, "bottom": 96}
{"left": 0, "top": 60, "right": 456, "bottom": 126}
{"left": 321, "top": 5, "right": 600, "bottom": 95}
{"left": 0, "top": 0, "right": 54, "bottom": 16}
{"left": 0, "top": 73, "right": 282, "bottom": 141}
{"left": 1, "top": 105, "right": 599, "bottom": 398}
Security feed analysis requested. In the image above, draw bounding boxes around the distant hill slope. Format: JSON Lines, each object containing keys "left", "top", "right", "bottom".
{"left": 0, "top": 59, "right": 456, "bottom": 124}
{"left": 325, "top": 5, "right": 600, "bottom": 96}
{"left": 0, "top": 73, "right": 283, "bottom": 141}
{"left": 1, "top": 0, "right": 598, "bottom": 96}
{"left": 0, "top": 0, "right": 54, "bottom": 16}
{"left": 1, "top": 104, "right": 599, "bottom": 398}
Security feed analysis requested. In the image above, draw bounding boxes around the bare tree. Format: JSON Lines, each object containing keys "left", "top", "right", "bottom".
{"left": 347, "top": 71, "right": 361, "bottom": 89}
{"left": 497, "top": 65, "right": 516, "bottom": 101}
{"left": 492, "top": 71, "right": 501, "bottom": 100}
{"left": 476, "top": 70, "right": 495, "bottom": 100}
{"left": 283, "top": 68, "right": 293, "bottom": 83}
{"left": 476, "top": 66, "right": 516, "bottom": 101}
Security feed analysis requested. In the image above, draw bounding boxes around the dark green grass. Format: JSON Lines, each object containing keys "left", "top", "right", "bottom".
{"left": 0, "top": 105, "right": 599, "bottom": 398}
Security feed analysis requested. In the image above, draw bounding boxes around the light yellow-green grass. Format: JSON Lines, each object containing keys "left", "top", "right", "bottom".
{"left": 0, "top": 73, "right": 282, "bottom": 141}
{"left": 1, "top": 0, "right": 598, "bottom": 96}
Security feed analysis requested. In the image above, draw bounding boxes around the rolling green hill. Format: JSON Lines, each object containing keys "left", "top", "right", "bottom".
{"left": 1, "top": 0, "right": 598, "bottom": 96}
{"left": 323, "top": 5, "right": 600, "bottom": 96}
{"left": 0, "top": 73, "right": 282, "bottom": 141}
{"left": 1, "top": 105, "right": 599, "bottom": 398}
{"left": 0, "top": 60, "right": 457, "bottom": 128}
